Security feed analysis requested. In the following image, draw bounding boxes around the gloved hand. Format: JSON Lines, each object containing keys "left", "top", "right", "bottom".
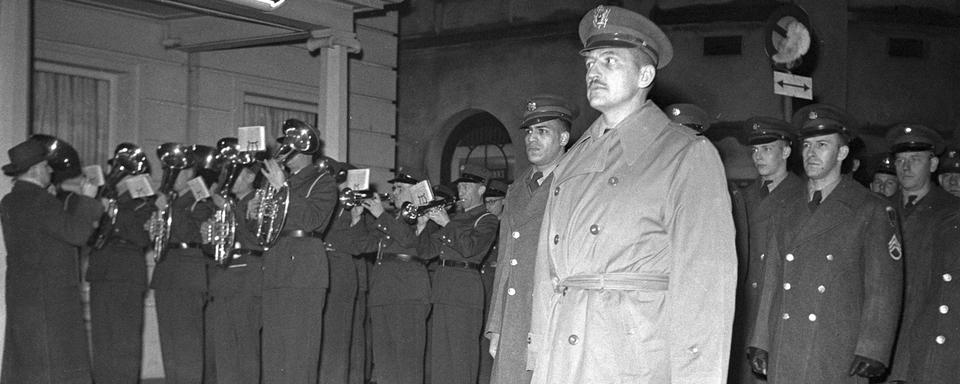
{"left": 848, "top": 354, "right": 887, "bottom": 378}
{"left": 746, "top": 347, "right": 768, "bottom": 377}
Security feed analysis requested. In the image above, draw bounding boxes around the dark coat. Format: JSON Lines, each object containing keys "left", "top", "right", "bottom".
{"left": 1, "top": 181, "right": 103, "bottom": 384}
{"left": 749, "top": 177, "right": 903, "bottom": 384}
{"left": 485, "top": 168, "right": 553, "bottom": 384}
{"left": 150, "top": 193, "right": 215, "bottom": 292}
{"left": 359, "top": 211, "right": 431, "bottom": 306}
{"left": 86, "top": 191, "right": 155, "bottom": 287}
{"left": 423, "top": 204, "right": 498, "bottom": 309}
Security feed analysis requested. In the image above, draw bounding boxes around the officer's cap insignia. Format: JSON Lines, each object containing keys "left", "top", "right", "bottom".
{"left": 593, "top": 5, "right": 610, "bottom": 30}
{"left": 889, "top": 234, "right": 902, "bottom": 260}
{"left": 753, "top": 123, "right": 760, "bottom": 130}
{"left": 808, "top": 111, "right": 818, "bottom": 120}
{"left": 527, "top": 101, "right": 537, "bottom": 112}
{"left": 672, "top": 107, "right": 680, "bottom": 116}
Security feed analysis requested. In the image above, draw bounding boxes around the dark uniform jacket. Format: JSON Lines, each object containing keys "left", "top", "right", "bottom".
{"left": 86, "top": 191, "right": 155, "bottom": 288}
{"left": 485, "top": 168, "right": 553, "bottom": 383}
{"left": 262, "top": 165, "right": 337, "bottom": 289}
{"left": 889, "top": 209, "right": 960, "bottom": 383}
{"left": 423, "top": 204, "right": 498, "bottom": 309}
{"left": 208, "top": 192, "right": 263, "bottom": 298}
{"left": 150, "top": 193, "right": 215, "bottom": 292}
{"left": 749, "top": 177, "right": 903, "bottom": 383}
{"left": 359, "top": 211, "right": 431, "bottom": 307}
{"left": 1, "top": 180, "right": 103, "bottom": 384}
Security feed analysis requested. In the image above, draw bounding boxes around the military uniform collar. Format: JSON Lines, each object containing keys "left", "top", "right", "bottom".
{"left": 289, "top": 163, "right": 320, "bottom": 184}
{"left": 584, "top": 100, "right": 670, "bottom": 166}
{"left": 462, "top": 204, "right": 487, "bottom": 216}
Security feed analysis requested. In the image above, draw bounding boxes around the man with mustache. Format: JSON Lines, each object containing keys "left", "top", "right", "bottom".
{"left": 748, "top": 104, "right": 903, "bottom": 383}
{"left": 528, "top": 6, "right": 737, "bottom": 383}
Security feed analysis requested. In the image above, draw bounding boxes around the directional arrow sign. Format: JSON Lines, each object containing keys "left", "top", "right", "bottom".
{"left": 773, "top": 71, "right": 812, "bottom": 100}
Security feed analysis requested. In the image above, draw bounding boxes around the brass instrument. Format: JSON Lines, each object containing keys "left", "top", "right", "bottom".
{"left": 206, "top": 138, "right": 257, "bottom": 265}
{"left": 149, "top": 143, "right": 194, "bottom": 261}
{"left": 399, "top": 196, "right": 461, "bottom": 224}
{"left": 90, "top": 143, "right": 149, "bottom": 249}
{"left": 338, "top": 188, "right": 389, "bottom": 209}
{"left": 253, "top": 119, "right": 321, "bottom": 248}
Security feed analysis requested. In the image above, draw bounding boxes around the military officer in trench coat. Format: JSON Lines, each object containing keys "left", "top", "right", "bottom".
{"left": 1, "top": 138, "right": 103, "bottom": 384}
{"left": 486, "top": 95, "right": 576, "bottom": 384}
{"left": 730, "top": 117, "right": 803, "bottom": 384}
{"left": 748, "top": 104, "right": 903, "bottom": 384}
{"left": 528, "top": 6, "right": 738, "bottom": 383}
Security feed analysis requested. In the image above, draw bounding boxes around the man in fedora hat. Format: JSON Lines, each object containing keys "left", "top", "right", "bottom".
{"left": 2, "top": 138, "right": 103, "bottom": 384}
{"left": 528, "top": 6, "right": 737, "bottom": 383}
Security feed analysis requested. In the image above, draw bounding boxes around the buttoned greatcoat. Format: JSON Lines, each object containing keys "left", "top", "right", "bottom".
{"left": 1, "top": 181, "right": 103, "bottom": 384}
{"left": 529, "top": 101, "right": 738, "bottom": 384}
{"left": 485, "top": 167, "right": 553, "bottom": 384}
{"left": 749, "top": 177, "right": 903, "bottom": 384}
{"left": 731, "top": 173, "right": 804, "bottom": 384}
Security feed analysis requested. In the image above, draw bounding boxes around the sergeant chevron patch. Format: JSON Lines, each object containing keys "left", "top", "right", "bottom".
{"left": 888, "top": 235, "right": 902, "bottom": 260}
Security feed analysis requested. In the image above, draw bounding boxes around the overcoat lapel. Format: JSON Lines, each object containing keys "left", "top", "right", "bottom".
{"left": 789, "top": 179, "right": 856, "bottom": 248}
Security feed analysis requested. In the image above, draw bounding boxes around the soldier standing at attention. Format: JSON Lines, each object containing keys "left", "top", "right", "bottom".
{"left": 486, "top": 95, "right": 575, "bottom": 384}
{"left": 423, "top": 164, "right": 499, "bottom": 384}
{"left": 870, "top": 155, "right": 899, "bottom": 198}
{"left": 731, "top": 116, "right": 802, "bottom": 384}
{"left": 936, "top": 149, "right": 960, "bottom": 198}
{"left": 528, "top": 6, "right": 737, "bottom": 383}
{"left": 748, "top": 104, "right": 903, "bottom": 383}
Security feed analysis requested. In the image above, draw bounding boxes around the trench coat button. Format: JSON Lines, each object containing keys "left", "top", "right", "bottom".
{"left": 508, "top": 288, "right": 516, "bottom": 296}
{"left": 785, "top": 253, "right": 794, "bottom": 262}
{"left": 818, "top": 285, "right": 826, "bottom": 293}
{"left": 385, "top": 235, "right": 391, "bottom": 240}
{"left": 760, "top": 253, "right": 765, "bottom": 260}
{"left": 608, "top": 177, "right": 619, "bottom": 185}
{"left": 589, "top": 224, "right": 600, "bottom": 235}
{"left": 945, "top": 273, "right": 953, "bottom": 282}
{"left": 554, "top": 186, "right": 560, "bottom": 195}
{"left": 688, "top": 345, "right": 699, "bottom": 354}
{"left": 940, "top": 305, "right": 949, "bottom": 314}
{"left": 751, "top": 282, "right": 758, "bottom": 288}
{"left": 783, "top": 283, "right": 791, "bottom": 290}
{"left": 568, "top": 335, "right": 579, "bottom": 345}
{"left": 936, "top": 335, "right": 946, "bottom": 344}
{"left": 554, "top": 234, "right": 560, "bottom": 244}
{"left": 510, "top": 259, "right": 518, "bottom": 266}
{"left": 512, "top": 231, "right": 520, "bottom": 239}
{"left": 782, "top": 313, "right": 790, "bottom": 320}
{"left": 808, "top": 313, "right": 817, "bottom": 322}
{"left": 826, "top": 254, "right": 834, "bottom": 261}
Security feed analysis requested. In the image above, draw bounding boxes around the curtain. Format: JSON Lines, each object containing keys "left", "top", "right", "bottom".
{"left": 243, "top": 103, "right": 318, "bottom": 139}
{"left": 32, "top": 70, "right": 110, "bottom": 167}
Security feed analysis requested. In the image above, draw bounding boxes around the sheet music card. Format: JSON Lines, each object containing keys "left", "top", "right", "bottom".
{"left": 346, "top": 169, "right": 370, "bottom": 191}
{"left": 125, "top": 175, "right": 155, "bottom": 199}
{"left": 238, "top": 126, "right": 267, "bottom": 152}
{"left": 187, "top": 176, "right": 211, "bottom": 201}
{"left": 83, "top": 165, "right": 105, "bottom": 187}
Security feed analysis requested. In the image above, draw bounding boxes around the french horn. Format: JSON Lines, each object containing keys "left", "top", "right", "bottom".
{"left": 149, "top": 143, "right": 194, "bottom": 261}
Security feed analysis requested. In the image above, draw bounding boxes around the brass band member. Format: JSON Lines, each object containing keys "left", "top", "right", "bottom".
{"left": 256, "top": 119, "right": 337, "bottom": 384}
{"left": 150, "top": 144, "right": 218, "bottom": 384}
{"left": 1, "top": 138, "right": 103, "bottom": 384}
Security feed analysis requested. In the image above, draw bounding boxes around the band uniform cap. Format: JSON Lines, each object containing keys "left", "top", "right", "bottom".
{"left": 579, "top": 5, "right": 673, "bottom": 69}
{"left": 792, "top": 103, "right": 857, "bottom": 140}
{"left": 939, "top": 149, "right": 960, "bottom": 175}
{"left": 433, "top": 184, "right": 457, "bottom": 201}
{"left": 746, "top": 116, "right": 795, "bottom": 145}
{"left": 387, "top": 172, "right": 419, "bottom": 185}
{"left": 885, "top": 123, "right": 944, "bottom": 155}
{"left": 3, "top": 139, "right": 48, "bottom": 176}
{"left": 666, "top": 103, "right": 712, "bottom": 134}
{"left": 876, "top": 154, "right": 897, "bottom": 175}
{"left": 454, "top": 164, "right": 491, "bottom": 185}
{"left": 521, "top": 94, "right": 579, "bottom": 128}
{"left": 483, "top": 179, "right": 508, "bottom": 198}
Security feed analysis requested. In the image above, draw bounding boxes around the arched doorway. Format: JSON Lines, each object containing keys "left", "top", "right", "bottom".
{"left": 440, "top": 111, "right": 514, "bottom": 185}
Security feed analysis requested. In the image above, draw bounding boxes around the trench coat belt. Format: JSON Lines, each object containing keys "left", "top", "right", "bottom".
{"left": 556, "top": 273, "right": 669, "bottom": 293}
{"left": 278, "top": 229, "right": 323, "bottom": 239}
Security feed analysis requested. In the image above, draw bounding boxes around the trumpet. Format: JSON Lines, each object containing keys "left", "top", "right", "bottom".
{"left": 253, "top": 119, "right": 322, "bottom": 248}
{"left": 338, "top": 188, "right": 389, "bottom": 209}
{"left": 399, "top": 196, "right": 461, "bottom": 224}
{"left": 90, "top": 143, "right": 149, "bottom": 249}
{"left": 206, "top": 138, "right": 257, "bottom": 265}
{"left": 149, "top": 143, "right": 194, "bottom": 262}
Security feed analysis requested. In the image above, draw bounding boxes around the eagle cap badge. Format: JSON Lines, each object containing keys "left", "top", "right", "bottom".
{"left": 593, "top": 5, "right": 611, "bottom": 30}
{"left": 527, "top": 101, "right": 537, "bottom": 112}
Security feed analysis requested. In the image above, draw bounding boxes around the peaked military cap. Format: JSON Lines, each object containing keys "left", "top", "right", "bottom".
{"left": 433, "top": 184, "right": 457, "bottom": 201}
{"left": 665, "top": 103, "right": 711, "bottom": 134}
{"left": 885, "top": 123, "right": 944, "bottom": 155}
{"left": 875, "top": 154, "right": 897, "bottom": 175}
{"left": 387, "top": 172, "right": 419, "bottom": 185}
{"left": 579, "top": 5, "right": 674, "bottom": 69}
{"left": 521, "top": 94, "right": 579, "bottom": 128}
{"left": 746, "top": 116, "right": 795, "bottom": 145}
{"left": 792, "top": 103, "right": 857, "bottom": 140}
{"left": 454, "top": 164, "right": 491, "bottom": 185}
{"left": 939, "top": 149, "right": 960, "bottom": 175}
{"left": 483, "top": 179, "right": 508, "bottom": 198}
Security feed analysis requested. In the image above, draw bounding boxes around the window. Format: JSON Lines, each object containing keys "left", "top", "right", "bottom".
{"left": 243, "top": 94, "right": 318, "bottom": 138}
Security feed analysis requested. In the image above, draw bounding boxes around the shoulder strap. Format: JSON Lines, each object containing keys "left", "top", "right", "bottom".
{"left": 474, "top": 212, "right": 495, "bottom": 229}
{"left": 305, "top": 175, "right": 324, "bottom": 198}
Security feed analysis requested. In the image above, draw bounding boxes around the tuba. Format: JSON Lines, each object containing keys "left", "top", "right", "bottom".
{"left": 206, "top": 138, "right": 256, "bottom": 265}
{"left": 253, "top": 119, "right": 322, "bottom": 248}
{"left": 90, "top": 143, "right": 150, "bottom": 249}
{"left": 399, "top": 195, "right": 461, "bottom": 224}
{"left": 149, "top": 143, "right": 194, "bottom": 261}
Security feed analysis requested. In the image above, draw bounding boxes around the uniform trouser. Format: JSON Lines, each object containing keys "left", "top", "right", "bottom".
{"left": 208, "top": 292, "right": 261, "bottom": 384}
{"left": 349, "top": 289, "right": 367, "bottom": 384}
{"left": 431, "top": 303, "right": 484, "bottom": 384}
{"left": 261, "top": 287, "right": 325, "bottom": 384}
{"left": 370, "top": 303, "right": 430, "bottom": 384}
{"left": 319, "top": 255, "right": 358, "bottom": 384}
{"left": 155, "top": 289, "right": 207, "bottom": 384}
{"left": 89, "top": 281, "right": 145, "bottom": 384}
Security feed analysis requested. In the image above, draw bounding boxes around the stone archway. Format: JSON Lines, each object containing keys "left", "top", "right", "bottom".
{"left": 427, "top": 110, "right": 515, "bottom": 186}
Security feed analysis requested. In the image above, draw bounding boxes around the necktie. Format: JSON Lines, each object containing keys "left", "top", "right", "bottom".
{"left": 808, "top": 190, "right": 822, "bottom": 212}
{"left": 904, "top": 195, "right": 919, "bottom": 216}
{"left": 759, "top": 179, "right": 773, "bottom": 199}
{"left": 528, "top": 171, "right": 543, "bottom": 192}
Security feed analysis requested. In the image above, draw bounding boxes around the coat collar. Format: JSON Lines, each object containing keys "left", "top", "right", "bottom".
{"left": 581, "top": 100, "right": 671, "bottom": 167}
{"left": 790, "top": 177, "right": 864, "bottom": 246}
